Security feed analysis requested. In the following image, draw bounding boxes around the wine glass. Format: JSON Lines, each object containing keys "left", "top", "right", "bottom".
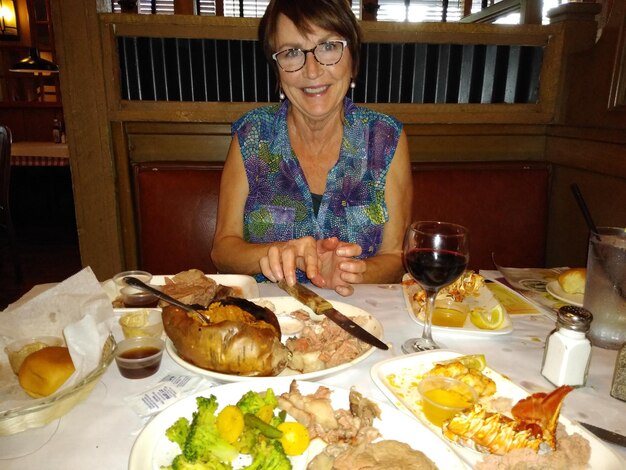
{"left": 401, "top": 221, "right": 469, "bottom": 353}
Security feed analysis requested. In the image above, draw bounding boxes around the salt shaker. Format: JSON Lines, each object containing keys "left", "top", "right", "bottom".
{"left": 541, "top": 306, "right": 593, "bottom": 387}
{"left": 611, "top": 343, "right": 626, "bottom": 401}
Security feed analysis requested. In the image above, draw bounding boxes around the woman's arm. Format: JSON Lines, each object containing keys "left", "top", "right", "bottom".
{"left": 211, "top": 136, "right": 275, "bottom": 275}
{"left": 211, "top": 136, "right": 326, "bottom": 281}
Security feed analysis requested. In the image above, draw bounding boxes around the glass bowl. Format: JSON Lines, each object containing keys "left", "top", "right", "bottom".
{"left": 0, "top": 335, "right": 116, "bottom": 436}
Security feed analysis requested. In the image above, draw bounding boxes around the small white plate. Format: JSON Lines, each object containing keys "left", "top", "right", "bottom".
{"left": 546, "top": 280, "right": 584, "bottom": 307}
{"left": 402, "top": 274, "right": 512, "bottom": 336}
{"left": 371, "top": 350, "right": 626, "bottom": 468}
{"left": 166, "top": 296, "right": 385, "bottom": 382}
{"left": 129, "top": 378, "right": 467, "bottom": 469}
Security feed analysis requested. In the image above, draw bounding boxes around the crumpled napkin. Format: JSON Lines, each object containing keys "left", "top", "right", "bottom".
{"left": 0, "top": 267, "right": 115, "bottom": 410}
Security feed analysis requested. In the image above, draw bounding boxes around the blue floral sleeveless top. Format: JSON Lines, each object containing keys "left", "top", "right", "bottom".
{"left": 233, "top": 98, "right": 402, "bottom": 282}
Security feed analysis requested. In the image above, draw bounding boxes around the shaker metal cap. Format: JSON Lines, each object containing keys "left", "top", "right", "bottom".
{"left": 558, "top": 305, "right": 593, "bottom": 332}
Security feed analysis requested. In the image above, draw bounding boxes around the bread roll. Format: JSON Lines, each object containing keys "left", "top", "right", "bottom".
{"left": 18, "top": 346, "right": 75, "bottom": 398}
{"left": 558, "top": 268, "right": 587, "bottom": 294}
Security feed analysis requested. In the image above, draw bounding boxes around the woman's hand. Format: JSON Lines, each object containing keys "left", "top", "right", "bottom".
{"left": 259, "top": 236, "right": 319, "bottom": 285}
{"left": 259, "top": 236, "right": 365, "bottom": 296}
{"left": 310, "top": 237, "right": 365, "bottom": 296}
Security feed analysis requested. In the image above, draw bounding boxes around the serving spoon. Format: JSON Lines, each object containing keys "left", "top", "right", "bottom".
{"left": 123, "top": 276, "right": 210, "bottom": 323}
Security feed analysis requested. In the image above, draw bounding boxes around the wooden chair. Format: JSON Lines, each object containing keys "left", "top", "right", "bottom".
{"left": 0, "top": 125, "right": 22, "bottom": 282}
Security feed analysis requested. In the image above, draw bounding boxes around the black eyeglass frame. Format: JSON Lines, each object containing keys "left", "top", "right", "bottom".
{"left": 271, "top": 40, "right": 349, "bottom": 73}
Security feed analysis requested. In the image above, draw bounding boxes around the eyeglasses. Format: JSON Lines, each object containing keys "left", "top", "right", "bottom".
{"left": 272, "top": 40, "right": 348, "bottom": 73}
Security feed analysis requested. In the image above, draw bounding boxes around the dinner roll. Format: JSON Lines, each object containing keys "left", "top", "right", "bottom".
{"left": 18, "top": 346, "right": 75, "bottom": 398}
{"left": 558, "top": 268, "right": 587, "bottom": 294}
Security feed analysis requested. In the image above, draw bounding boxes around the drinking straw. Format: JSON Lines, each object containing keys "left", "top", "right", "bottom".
{"left": 570, "top": 183, "right": 600, "bottom": 237}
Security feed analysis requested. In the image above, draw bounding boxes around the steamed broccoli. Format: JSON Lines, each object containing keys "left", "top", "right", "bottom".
{"left": 182, "top": 396, "right": 239, "bottom": 464}
{"left": 243, "top": 439, "right": 291, "bottom": 470}
{"left": 237, "top": 389, "right": 278, "bottom": 415}
{"left": 170, "top": 453, "right": 232, "bottom": 470}
{"left": 166, "top": 417, "right": 190, "bottom": 450}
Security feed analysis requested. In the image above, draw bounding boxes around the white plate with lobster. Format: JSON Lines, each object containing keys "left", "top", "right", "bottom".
{"left": 402, "top": 273, "right": 513, "bottom": 336}
{"left": 129, "top": 378, "right": 467, "bottom": 469}
{"left": 371, "top": 350, "right": 625, "bottom": 468}
{"left": 166, "top": 296, "right": 385, "bottom": 383}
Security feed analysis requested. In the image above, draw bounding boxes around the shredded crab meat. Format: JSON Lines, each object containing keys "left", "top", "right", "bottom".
{"left": 285, "top": 317, "right": 371, "bottom": 372}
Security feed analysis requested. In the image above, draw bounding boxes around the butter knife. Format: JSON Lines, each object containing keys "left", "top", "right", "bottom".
{"left": 277, "top": 280, "right": 388, "bottom": 350}
{"left": 579, "top": 422, "right": 626, "bottom": 448}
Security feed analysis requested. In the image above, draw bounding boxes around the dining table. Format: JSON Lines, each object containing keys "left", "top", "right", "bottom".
{"left": 2, "top": 279, "right": 626, "bottom": 469}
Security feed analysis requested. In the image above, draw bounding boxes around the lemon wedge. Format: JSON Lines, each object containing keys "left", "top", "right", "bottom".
{"left": 438, "top": 354, "right": 487, "bottom": 371}
{"left": 470, "top": 304, "right": 505, "bottom": 330}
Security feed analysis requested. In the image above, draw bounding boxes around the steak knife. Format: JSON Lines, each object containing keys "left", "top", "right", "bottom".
{"left": 579, "top": 422, "right": 626, "bottom": 448}
{"left": 277, "top": 280, "right": 388, "bottom": 350}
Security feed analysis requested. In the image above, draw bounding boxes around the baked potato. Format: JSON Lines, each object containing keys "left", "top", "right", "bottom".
{"left": 162, "top": 297, "right": 289, "bottom": 376}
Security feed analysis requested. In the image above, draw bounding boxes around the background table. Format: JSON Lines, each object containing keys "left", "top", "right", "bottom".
{"left": 10, "top": 142, "right": 69, "bottom": 167}
{"left": 8, "top": 141, "right": 75, "bottom": 242}
{"left": 1, "top": 282, "right": 625, "bottom": 468}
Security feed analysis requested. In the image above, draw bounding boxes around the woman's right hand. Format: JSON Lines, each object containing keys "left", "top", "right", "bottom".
{"left": 259, "top": 236, "right": 320, "bottom": 286}
{"left": 259, "top": 236, "right": 363, "bottom": 295}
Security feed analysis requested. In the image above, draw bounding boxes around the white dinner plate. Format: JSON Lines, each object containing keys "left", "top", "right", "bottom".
{"left": 128, "top": 378, "right": 467, "bottom": 469}
{"left": 102, "top": 273, "right": 260, "bottom": 302}
{"left": 166, "top": 296, "right": 386, "bottom": 382}
{"left": 371, "top": 350, "right": 625, "bottom": 468}
{"left": 546, "top": 280, "right": 584, "bottom": 307}
{"left": 402, "top": 273, "right": 512, "bottom": 336}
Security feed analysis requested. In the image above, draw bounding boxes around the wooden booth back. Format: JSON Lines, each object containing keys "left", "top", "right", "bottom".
{"left": 132, "top": 160, "right": 550, "bottom": 275}
{"left": 133, "top": 162, "right": 222, "bottom": 274}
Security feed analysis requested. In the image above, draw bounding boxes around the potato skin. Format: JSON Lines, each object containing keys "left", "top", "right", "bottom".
{"left": 162, "top": 305, "right": 289, "bottom": 376}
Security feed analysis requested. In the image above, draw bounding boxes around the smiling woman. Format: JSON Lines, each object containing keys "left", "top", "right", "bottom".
{"left": 210, "top": 0, "right": 413, "bottom": 295}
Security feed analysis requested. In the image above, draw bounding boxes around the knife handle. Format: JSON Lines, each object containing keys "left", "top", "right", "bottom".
{"left": 277, "top": 280, "right": 320, "bottom": 311}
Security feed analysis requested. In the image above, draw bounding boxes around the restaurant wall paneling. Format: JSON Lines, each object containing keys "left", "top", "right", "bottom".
{"left": 543, "top": 1, "right": 626, "bottom": 268}
{"left": 49, "top": 0, "right": 121, "bottom": 277}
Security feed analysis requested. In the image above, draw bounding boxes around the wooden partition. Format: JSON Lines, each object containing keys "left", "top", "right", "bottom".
{"left": 50, "top": 1, "right": 606, "bottom": 278}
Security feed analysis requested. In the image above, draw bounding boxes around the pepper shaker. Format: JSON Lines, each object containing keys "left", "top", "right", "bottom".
{"left": 541, "top": 306, "right": 593, "bottom": 387}
{"left": 611, "top": 343, "right": 626, "bottom": 401}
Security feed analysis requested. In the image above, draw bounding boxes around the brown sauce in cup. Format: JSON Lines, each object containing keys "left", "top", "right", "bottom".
{"left": 120, "top": 346, "right": 160, "bottom": 360}
{"left": 116, "top": 346, "right": 163, "bottom": 378}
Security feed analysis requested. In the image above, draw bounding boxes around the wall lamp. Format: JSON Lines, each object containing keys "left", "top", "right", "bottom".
{"left": 10, "top": 47, "right": 59, "bottom": 73}
{"left": 0, "top": 0, "right": 18, "bottom": 38}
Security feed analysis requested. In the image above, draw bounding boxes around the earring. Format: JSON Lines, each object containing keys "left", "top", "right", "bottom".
{"left": 350, "top": 80, "right": 356, "bottom": 89}
{"left": 279, "top": 87, "right": 286, "bottom": 100}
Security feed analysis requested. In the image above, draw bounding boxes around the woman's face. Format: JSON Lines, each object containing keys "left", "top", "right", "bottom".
{"left": 274, "top": 13, "right": 352, "bottom": 123}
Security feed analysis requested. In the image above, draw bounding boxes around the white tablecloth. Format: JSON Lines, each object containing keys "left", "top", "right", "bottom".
{"left": 2, "top": 282, "right": 625, "bottom": 468}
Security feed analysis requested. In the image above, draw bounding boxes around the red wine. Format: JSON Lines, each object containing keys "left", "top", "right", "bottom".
{"left": 405, "top": 248, "right": 467, "bottom": 290}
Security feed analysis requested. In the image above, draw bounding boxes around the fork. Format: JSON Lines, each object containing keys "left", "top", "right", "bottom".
{"left": 123, "top": 276, "right": 210, "bottom": 323}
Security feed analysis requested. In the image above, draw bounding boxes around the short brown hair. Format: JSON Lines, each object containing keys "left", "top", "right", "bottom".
{"left": 259, "top": 0, "right": 361, "bottom": 78}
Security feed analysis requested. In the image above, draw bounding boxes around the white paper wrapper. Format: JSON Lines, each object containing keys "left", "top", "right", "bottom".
{"left": 0, "top": 267, "right": 114, "bottom": 409}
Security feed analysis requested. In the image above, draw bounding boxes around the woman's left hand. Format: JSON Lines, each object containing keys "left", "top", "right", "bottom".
{"left": 310, "top": 237, "right": 365, "bottom": 296}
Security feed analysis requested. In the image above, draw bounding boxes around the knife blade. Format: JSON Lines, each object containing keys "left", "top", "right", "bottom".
{"left": 277, "top": 280, "right": 388, "bottom": 350}
{"left": 579, "top": 422, "right": 626, "bottom": 447}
